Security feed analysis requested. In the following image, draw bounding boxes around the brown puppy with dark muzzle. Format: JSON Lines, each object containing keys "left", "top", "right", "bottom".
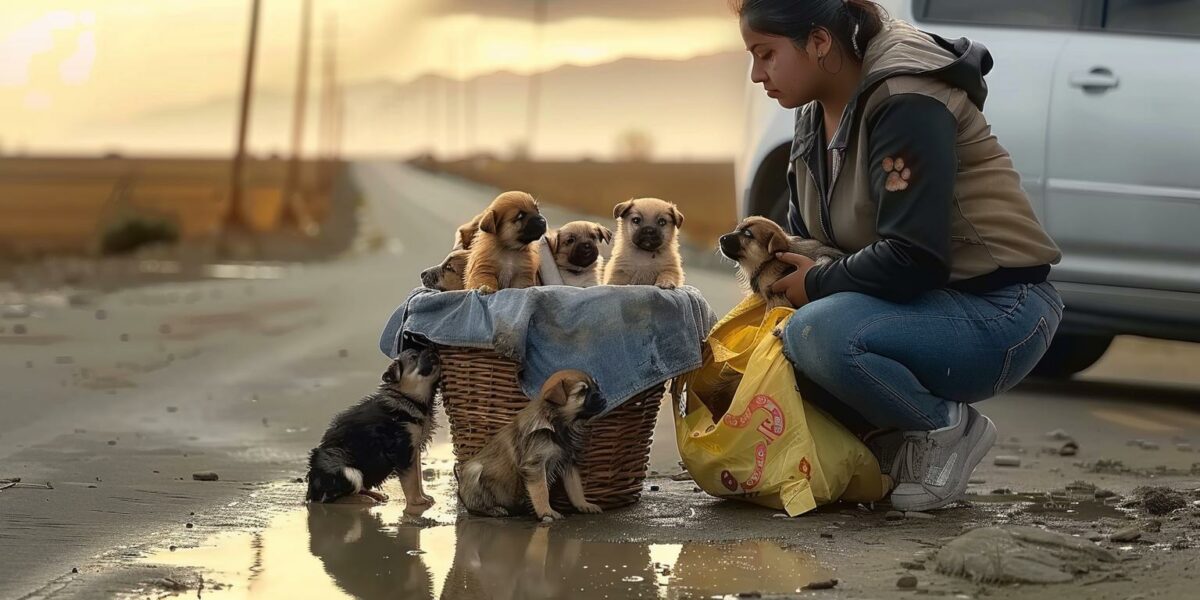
{"left": 545, "top": 221, "right": 613, "bottom": 288}
{"left": 719, "top": 216, "right": 843, "bottom": 310}
{"left": 421, "top": 249, "right": 471, "bottom": 291}
{"left": 464, "top": 191, "right": 547, "bottom": 293}
{"left": 603, "top": 198, "right": 685, "bottom": 289}
{"left": 456, "top": 370, "right": 606, "bottom": 521}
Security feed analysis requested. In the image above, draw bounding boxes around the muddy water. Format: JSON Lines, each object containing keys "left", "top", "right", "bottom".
{"left": 135, "top": 501, "right": 831, "bottom": 600}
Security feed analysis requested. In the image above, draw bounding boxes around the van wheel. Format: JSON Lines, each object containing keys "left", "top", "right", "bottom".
{"left": 1030, "top": 333, "right": 1113, "bottom": 379}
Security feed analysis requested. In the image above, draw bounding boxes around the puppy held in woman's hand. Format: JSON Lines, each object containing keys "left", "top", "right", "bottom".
{"left": 465, "top": 191, "right": 547, "bottom": 293}
{"left": 546, "top": 221, "right": 613, "bottom": 287}
{"left": 421, "top": 249, "right": 470, "bottom": 291}
{"left": 719, "top": 216, "right": 843, "bottom": 310}
{"left": 603, "top": 198, "right": 685, "bottom": 289}
{"left": 456, "top": 370, "right": 606, "bottom": 521}
{"left": 306, "top": 348, "right": 440, "bottom": 514}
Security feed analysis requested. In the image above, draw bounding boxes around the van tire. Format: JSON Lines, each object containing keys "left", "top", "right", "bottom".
{"left": 1030, "top": 333, "right": 1114, "bottom": 380}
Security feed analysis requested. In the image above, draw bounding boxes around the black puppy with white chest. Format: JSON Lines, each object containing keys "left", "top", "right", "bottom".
{"left": 306, "top": 348, "right": 440, "bottom": 514}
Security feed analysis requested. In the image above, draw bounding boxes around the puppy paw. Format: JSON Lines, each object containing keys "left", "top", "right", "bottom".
{"left": 477, "top": 285, "right": 496, "bottom": 295}
{"left": 359, "top": 490, "right": 390, "bottom": 503}
{"left": 573, "top": 502, "right": 603, "bottom": 514}
{"left": 537, "top": 509, "right": 564, "bottom": 522}
{"left": 656, "top": 282, "right": 677, "bottom": 290}
{"left": 404, "top": 502, "right": 432, "bottom": 516}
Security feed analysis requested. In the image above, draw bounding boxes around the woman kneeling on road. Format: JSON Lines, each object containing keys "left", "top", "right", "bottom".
{"left": 734, "top": 0, "right": 1065, "bottom": 511}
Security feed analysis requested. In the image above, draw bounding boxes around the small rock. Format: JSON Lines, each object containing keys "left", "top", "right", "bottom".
{"left": 772, "top": 513, "right": 791, "bottom": 519}
{"left": 649, "top": 485, "right": 660, "bottom": 492}
{"left": 897, "top": 575, "right": 918, "bottom": 589}
{"left": 735, "top": 592, "right": 761, "bottom": 598}
{"left": 1059, "top": 442, "right": 1079, "bottom": 457}
{"left": 994, "top": 455, "right": 1021, "bottom": 467}
{"left": 94, "top": 309, "right": 107, "bottom": 320}
{"left": 119, "top": 333, "right": 129, "bottom": 342}
{"left": 820, "top": 532, "right": 834, "bottom": 539}
{"left": 293, "top": 477, "right": 303, "bottom": 484}
{"left": 1142, "top": 519, "right": 1163, "bottom": 533}
{"left": 1140, "top": 486, "right": 1187, "bottom": 515}
{"left": 169, "top": 545, "right": 177, "bottom": 551}
{"left": 1177, "top": 443, "right": 1194, "bottom": 453}
{"left": 1110, "top": 526, "right": 1141, "bottom": 542}
{"left": 87, "top": 484, "right": 97, "bottom": 488}
{"left": 166, "top": 406, "right": 178, "bottom": 413}
{"left": 106, "top": 440, "right": 117, "bottom": 446}
{"left": 905, "top": 511, "right": 935, "bottom": 520}
{"left": 670, "top": 471, "right": 692, "bottom": 481}
{"left": 71, "top": 567, "right": 78, "bottom": 574}
{"left": 338, "top": 349, "right": 349, "bottom": 358}
{"left": 192, "top": 472, "right": 219, "bottom": 481}
{"left": 185, "top": 523, "right": 194, "bottom": 529}
{"left": 991, "top": 488, "right": 1013, "bottom": 495}
{"left": 900, "top": 560, "right": 925, "bottom": 570}
{"left": 12, "top": 324, "right": 27, "bottom": 335}
{"left": 1046, "top": 429, "right": 1072, "bottom": 441}
{"left": 422, "top": 468, "right": 436, "bottom": 481}
{"left": 886, "top": 511, "right": 905, "bottom": 521}
{"left": 692, "top": 486, "right": 702, "bottom": 493}
{"left": 1140, "top": 442, "right": 1160, "bottom": 451}
{"left": 1095, "top": 489, "right": 1117, "bottom": 499}
{"left": 802, "top": 578, "right": 838, "bottom": 590}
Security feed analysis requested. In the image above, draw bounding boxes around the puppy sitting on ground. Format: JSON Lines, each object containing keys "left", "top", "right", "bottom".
{"left": 603, "top": 198, "right": 685, "bottom": 289}
{"left": 421, "top": 249, "right": 471, "bottom": 291}
{"left": 306, "top": 348, "right": 440, "bottom": 514}
{"left": 465, "top": 191, "right": 547, "bottom": 293}
{"left": 457, "top": 370, "right": 606, "bottom": 521}
{"left": 719, "top": 216, "right": 843, "bottom": 311}
{"left": 545, "top": 221, "right": 612, "bottom": 287}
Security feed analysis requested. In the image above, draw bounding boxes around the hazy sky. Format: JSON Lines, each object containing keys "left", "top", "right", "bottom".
{"left": 0, "top": 1, "right": 742, "bottom": 154}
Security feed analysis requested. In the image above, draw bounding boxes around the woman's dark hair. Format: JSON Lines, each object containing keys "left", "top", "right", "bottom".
{"left": 732, "top": 0, "right": 887, "bottom": 61}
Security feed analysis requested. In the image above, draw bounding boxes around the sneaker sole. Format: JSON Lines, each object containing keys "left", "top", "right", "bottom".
{"left": 893, "top": 414, "right": 998, "bottom": 512}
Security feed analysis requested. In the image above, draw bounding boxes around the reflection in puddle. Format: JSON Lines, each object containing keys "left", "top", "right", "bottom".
{"left": 971, "top": 492, "right": 1126, "bottom": 521}
{"left": 139, "top": 504, "right": 830, "bottom": 599}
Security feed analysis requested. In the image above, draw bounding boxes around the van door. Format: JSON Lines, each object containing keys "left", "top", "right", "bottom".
{"left": 1045, "top": 0, "right": 1200, "bottom": 292}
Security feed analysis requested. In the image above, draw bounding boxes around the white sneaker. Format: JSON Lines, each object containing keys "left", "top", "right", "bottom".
{"left": 890, "top": 404, "right": 996, "bottom": 512}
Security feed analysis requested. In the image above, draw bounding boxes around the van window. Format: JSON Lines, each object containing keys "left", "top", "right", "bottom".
{"left": 1105, "top": 0, "right": 1200, "bottom": 37}
{"left": 917, "top": 0, "right": 1085, "bottom": 29}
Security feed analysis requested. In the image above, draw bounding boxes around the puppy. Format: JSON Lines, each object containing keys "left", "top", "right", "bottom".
{"left": 719, "top": 216, "right": 843, "bottom": 311}
{"left": 545, "top": 221, "right": 612, "bottom": 287}
{"left": 421, "top": 249, "right": 470, "bottom": 291}
{"left": 454, "top": 212, "right": 483, "bottom": 251}
{"left": 306, "top": 348, "right": 440, "bottom": 514}
{"left": 603, "top": 198, "right": 685, "bottom": 289}
{"left": 465, "top": 191, "right": 547, "bottom": 293}
{"left": 457, "top": 370, "right": 606, "bottom": 521}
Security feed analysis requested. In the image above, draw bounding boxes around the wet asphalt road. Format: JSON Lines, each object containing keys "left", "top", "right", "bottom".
{"left": 2, "top": 162, "right": 1199, "bottom": 599}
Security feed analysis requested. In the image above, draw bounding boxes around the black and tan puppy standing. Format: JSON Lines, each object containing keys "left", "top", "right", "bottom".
{"left": 465, "top": 191, "right": 547, "bottom": 293}
{"left": 719, "top": 216, "right": 843, "bottom": 310}
{"left": 421, "top": 249, "right": 471, "bottom": 291}
{"left": 545, "top": 221, "right": 612, "bottom": 287}
{"left": 457, "top": 370, "right": 606, "bottom": 521}
{"left": 603, "top": 198, "right": 686, "bottom": 289}
{"left": 306, "top": 348, "right": 440, "bottom": 514}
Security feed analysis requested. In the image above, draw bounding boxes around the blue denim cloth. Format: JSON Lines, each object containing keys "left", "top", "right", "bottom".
{"left": 781, "top": 282, "right": 1064, "bottom": 431}
{"left": 380, "top": 286, "right": 716, "bottom": 416}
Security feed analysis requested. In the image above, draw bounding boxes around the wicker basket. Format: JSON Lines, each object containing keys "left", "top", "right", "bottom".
{"left": 438, "top": 345, "right": 665, "bottom": 510}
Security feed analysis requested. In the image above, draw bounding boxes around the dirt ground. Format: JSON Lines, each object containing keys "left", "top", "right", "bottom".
{"left": 3, "top": 161, "right": 1198, "bottom": 600}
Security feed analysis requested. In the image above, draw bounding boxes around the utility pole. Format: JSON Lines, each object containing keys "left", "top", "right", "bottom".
{"left": 283, "top": 0, "right": 317, "bottom": 236}
{"left": 524, "top": 0, "right": 547, "bottom": 159}
{"left": 227, "top": 0, "right": 262, "bottom": 234}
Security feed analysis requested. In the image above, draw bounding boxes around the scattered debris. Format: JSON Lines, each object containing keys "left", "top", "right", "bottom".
{"left": 670, "top": 471, "right": 693, "bottom": 482}
{"left": 1046, "top": 429, "right": 1072, "bottom": 441}
{"left": 1059, "top": 441, "right": 1079, "bottom": 457}
{"left": 994, "top": 455, "right": 1021, "bottom": 467}
{"left": 1137, "top": 486, "right": 1187, "bottom": 515}
{"left": 1110, "top": 526, "right": 1141, "bottom": 542}
{"left": 1178, "top": 443, "right": 1194, "bottom": 453}
{"left": 155, "top": 577, "right": 188, "bottom": 592}
{"left": 886, "top": 511, "right": 905, "bottom": 521}
{"left": 192, "top": 472, "right": 219, "bottom": 482}
{"left": 802, "top": 578, "right": 839, "bottom": 590}
{"left": 1095, "top": 489, "right": 1117, "bottom": 499}
{"left": 897, "top": 575, "right": 918, "bottom": 589}
{"left": 936, "top": 526, "right": 1117, "bottom": 584}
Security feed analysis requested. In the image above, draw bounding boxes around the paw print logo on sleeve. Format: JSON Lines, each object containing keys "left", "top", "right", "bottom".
{"left": 882, "top": 156, "right": 912, "bottom": 192}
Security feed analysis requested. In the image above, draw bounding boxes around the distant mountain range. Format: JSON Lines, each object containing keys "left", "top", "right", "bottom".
{"left": 72, "top": 52, "right": 751, "bottom": 161}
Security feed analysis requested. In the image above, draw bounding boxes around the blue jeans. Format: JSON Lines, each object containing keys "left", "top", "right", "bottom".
{"left": 781, "top": 282, "right": 1064, "bottom": 432}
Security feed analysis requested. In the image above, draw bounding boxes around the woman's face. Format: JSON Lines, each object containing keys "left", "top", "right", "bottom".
{"left": 740, "top": 20, "right": 832, "bottom": 109}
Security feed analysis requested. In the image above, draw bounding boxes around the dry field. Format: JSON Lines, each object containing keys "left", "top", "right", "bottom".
{"left": 0, "top": 157, "right": 336, "bottom": 257}
{"left": 427, "top": 158, "right": 739, "bottom": 245}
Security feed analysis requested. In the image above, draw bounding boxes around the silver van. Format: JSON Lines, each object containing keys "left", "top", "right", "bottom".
{"left": 736, "top": 0, "right": 1200, "bottom": 378}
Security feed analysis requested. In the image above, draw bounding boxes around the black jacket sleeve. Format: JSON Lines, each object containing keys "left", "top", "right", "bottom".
{"left": 804, "top": 93, "right": 956, "bottom": 303}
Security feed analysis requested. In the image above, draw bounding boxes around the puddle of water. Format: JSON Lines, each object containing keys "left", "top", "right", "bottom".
{"left": 136, "top": 504, "right": 830, "bottom": 599}
{"left": 971, "top": 492, "right": 1126, "bottom": 521}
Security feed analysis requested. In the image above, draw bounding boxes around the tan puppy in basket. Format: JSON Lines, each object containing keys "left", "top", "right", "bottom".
{"left": 465, "top": 191, "right": 547, "bottom": 293}
{"left": 719, "top": 216, "right": 843, "bottom": 311}
{"left": 456, "top": 370, "right": 606, "bottom": 521}
{"left": 545, "top": 221, "right": 613, "bottom": 287}
{"left": 603, "top": 198, "right": 685, "bottom": 289}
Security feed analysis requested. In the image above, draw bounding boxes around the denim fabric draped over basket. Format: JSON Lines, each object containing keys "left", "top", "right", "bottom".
{"left": 380, "top": 285, "right": 716, "bottom": 416}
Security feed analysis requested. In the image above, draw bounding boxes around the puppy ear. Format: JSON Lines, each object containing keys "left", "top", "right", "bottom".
{"left": 457, "top": 225, "right": 475, "bottom": 249}
{"left": 545, "top": 231, "right": 559, "bottom": 255}
{"left": 596, "top": 225, "right": 614, "bottom": 245}
{"left": 670, "top": 206, "right": 685, "bottom": 230}
{"left": 613, "top": 200, "right": 635, "bottom": 220}
{"left": 543, "top": 378, "right": 570, "bottom": 406}
{"left": 478, "top": 210, "right": 498, "bottom": 235}
{"left": 766, "top": 230, "right": 789, "bottom": 255}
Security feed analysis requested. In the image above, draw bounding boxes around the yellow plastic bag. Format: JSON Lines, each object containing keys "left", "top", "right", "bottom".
{"left": 675, "top": 295, "right": 886, "bottom": 516}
